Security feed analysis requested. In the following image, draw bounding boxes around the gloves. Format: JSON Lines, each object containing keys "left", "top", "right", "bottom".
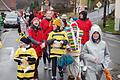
{"left": 21, "top": 59, "right": 29, "bottom": 69}
{"left": 82, "top": 66, "right": 87, "bottom": 72}
{"left": 94, "top": 58, "right": 100, "bottom": 64}
{"left": 47, "top": 39, "right": 56, "bottom": 45}
{"left": 53, "top": 40, "right": 61, "bottom": 48}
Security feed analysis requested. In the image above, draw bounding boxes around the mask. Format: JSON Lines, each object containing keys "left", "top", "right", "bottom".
{"left": 25, "top": 45, "right": 30, "bottom": 48}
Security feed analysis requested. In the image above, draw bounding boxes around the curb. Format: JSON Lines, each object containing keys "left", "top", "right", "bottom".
{"left": 104, "top": 31, "right": 120, "bottom": 35}
{"left": 103, "top": 31, "right": 120, "bottom": 42}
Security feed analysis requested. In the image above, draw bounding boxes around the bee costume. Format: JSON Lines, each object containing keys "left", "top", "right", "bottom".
{"left": 14, "top": 37, "right": 37, "bottom": 80}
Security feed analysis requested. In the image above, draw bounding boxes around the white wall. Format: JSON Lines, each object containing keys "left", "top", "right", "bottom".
{"left": 115, "top": 0, "right": 120, "bottom": 31}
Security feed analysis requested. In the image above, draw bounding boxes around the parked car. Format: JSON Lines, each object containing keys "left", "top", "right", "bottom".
{"left": 3, "top": 12, "right": 19, "bottom": 28}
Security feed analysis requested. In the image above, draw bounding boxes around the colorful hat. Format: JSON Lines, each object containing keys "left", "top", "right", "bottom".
{"left": 53, "top": 19, "right": 62, "bottom": 27}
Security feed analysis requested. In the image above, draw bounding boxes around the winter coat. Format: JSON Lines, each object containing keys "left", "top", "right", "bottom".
{"left": 14, "top": 48, "right": 37, "bottom": 79}
{"left": 40, "top": 19, "right": 53, "bottom": 40}
{"left": 28, "top": 27, "right": 44, "bottom": 57}
{"left": 76, "top": 19, "right": 92, "bottom": 45}
{"left": 82, "top": 25, "right": 111, "bottom": 80}
{"left": 47, "top": 31, "right": 69, "bottom": 58}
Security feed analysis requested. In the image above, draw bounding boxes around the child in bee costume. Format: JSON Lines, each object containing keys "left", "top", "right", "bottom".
{"left": 14, "top": 36, "right": 37, "bottom": 80}
{"left": 47, "top": 19, "right": 69, "bottom": 80}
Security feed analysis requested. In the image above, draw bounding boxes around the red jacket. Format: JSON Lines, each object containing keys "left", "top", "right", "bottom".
{"left": 37, "top": 12, "right": 44, "bottom": 20}
{"left": 76, "top": 19, "right": 92, "bottom": 45}
{"left": 28, "top": 27, "right": 44, "bottom": 57}
{"left": 40, "top": 19, "right": 53, "bottom": 40}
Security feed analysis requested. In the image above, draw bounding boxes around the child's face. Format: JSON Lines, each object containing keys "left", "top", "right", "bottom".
{"left": 33, "top": 20, "right": 39, "bottom": 27}
{"left": 93, "top": 32, "right": 100, "bottom": 40}
{"left": 79, "top": 14, "right": 83, "bottom": 19}
{"left": 53, "top": 24, "right": 57, "bottom": 30}
{"left": 20, "top": 42, "right": 28, "bottom": 48}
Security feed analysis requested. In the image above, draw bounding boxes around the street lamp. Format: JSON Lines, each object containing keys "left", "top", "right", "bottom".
{"left": 75, "top": 0, "right": 77, "bottom": 14}
{"left": 103, "top": 0, "right": 107, "bottom": 28}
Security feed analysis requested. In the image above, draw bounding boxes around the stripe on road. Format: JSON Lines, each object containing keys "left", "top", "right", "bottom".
{"left": 103, "top": 36, "right": 120, "bottom": 43}
{"left": 5, "top": 47, "right": 15, "bottom": 60}
{"left": 2, "top": 29, "right": 12, "bottom": 44}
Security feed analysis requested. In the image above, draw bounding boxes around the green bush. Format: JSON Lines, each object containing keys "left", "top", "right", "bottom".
{"left": 102, "top": 18, "right": 120, "bottom": 34}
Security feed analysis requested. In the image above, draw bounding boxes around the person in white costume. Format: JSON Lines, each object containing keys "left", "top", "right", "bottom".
{"left": 82, "top": 24, "right": 111, "bottom": 80}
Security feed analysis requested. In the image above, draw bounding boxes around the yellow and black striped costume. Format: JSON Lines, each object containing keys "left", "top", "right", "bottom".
{"left": 14, "top": 48, "right": 37, "bottom": 80}
{"left": 47, "top": 31, "right": 69, "bottom": 58}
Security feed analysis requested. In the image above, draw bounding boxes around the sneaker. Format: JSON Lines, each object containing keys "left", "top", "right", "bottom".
{"left": 51, "top": 76, "right": 57, "bottom": 80}
{"left": 44, "top": 64, "right": 48, "bottom": 70}
{"left": 48, "top": 63, "right": 52, "bottom": 71}
{"left": 34, "top": 78, "right": 39, "bottom": 80}
{"left": 48, "top": 67, "right": 52, "bottom": 71}
{"left": 59, "top": 71, "right": 63, "bottom": 77}
{"left": 82, "top": 66, "right": 87, "bottom": 72}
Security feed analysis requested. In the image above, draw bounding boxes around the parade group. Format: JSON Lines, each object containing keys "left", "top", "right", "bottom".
{"left": 13, "top": 8, "right": 111, "bottom": 80}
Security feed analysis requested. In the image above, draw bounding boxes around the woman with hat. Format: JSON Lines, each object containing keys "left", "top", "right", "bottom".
{"left": 76, "top": 11, "right": 92, "bottom": 45}
{"left": 76, "top": 11, "right": 92, "bottom": 80}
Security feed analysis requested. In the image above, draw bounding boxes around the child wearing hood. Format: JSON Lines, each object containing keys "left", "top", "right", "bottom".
{"left": 82, "top": 24, "right": 111, "bottom": 80}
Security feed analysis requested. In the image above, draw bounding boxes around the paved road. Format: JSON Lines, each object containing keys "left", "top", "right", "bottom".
{"left": 0, "top": 29, "right": 68, "bottom": 80}
{"left": 0, "top": 29, "right": 119, "bottom": 80}
{"left": 88, "top": 4, "right": 115, "bottom": 24}
{"left": 103, "top": 33, "right": 120, "bottom": 80}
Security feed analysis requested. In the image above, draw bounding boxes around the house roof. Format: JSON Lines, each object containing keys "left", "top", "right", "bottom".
{"left": 0, "top": 0, "right": 16, "bottom": 11}
{"left": 0, "top": 0, "right": 10, "bottom": 11}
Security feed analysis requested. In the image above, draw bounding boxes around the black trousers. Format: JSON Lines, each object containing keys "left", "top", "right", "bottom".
{"left": 43, "top": 46, "right": 51, "bottom": 64}
{"left": 51, "top": 57, "right": 63, "bottom": 77}
{"left": 34, "top": 57, "right": 41, "bottom": 79}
